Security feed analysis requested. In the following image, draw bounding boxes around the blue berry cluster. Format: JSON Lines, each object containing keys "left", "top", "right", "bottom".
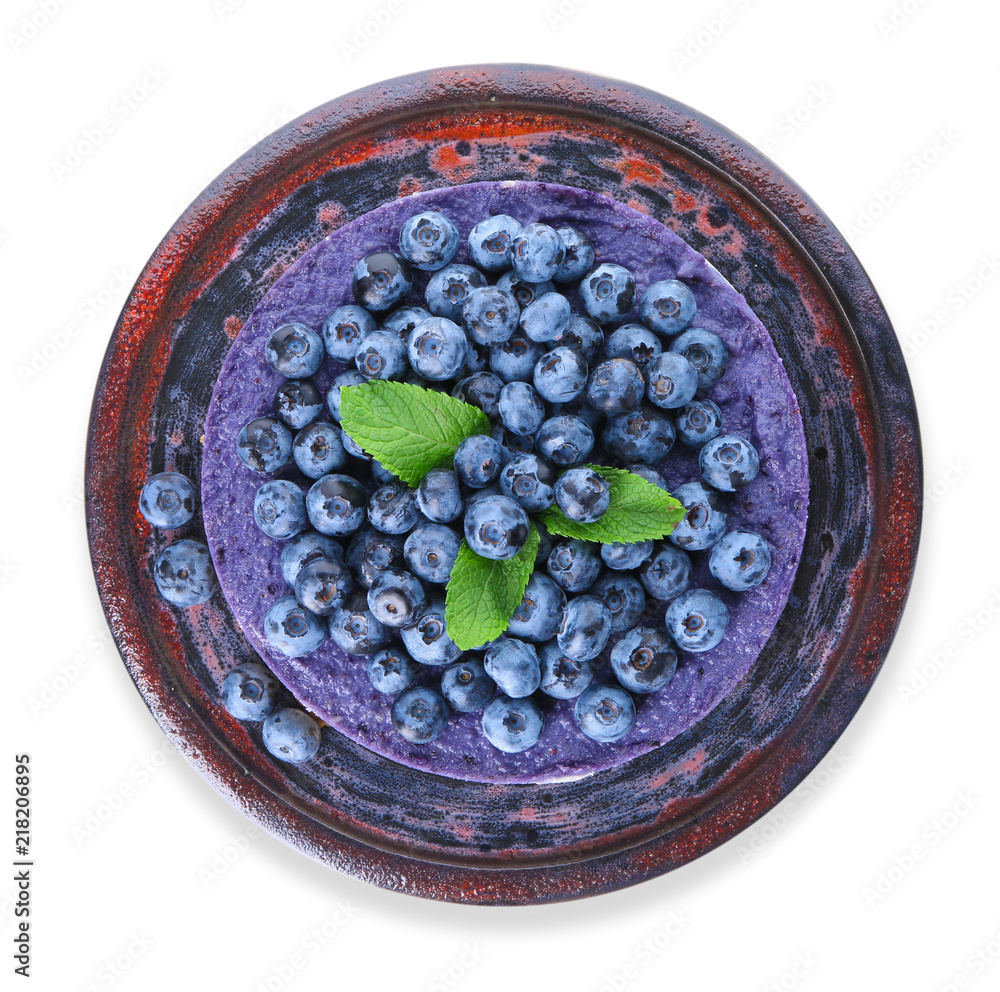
{"left": 226, "top": 208, "right": 773, "bottom": 754}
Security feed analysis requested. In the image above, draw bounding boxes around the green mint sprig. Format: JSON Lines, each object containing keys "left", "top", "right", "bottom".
{"left": 339, "top": 381, "right": 490, "bottom": 487}
{"left": 337, "top": 381, "right": 684, "bottom": 648}
{"left": 444, "top": 524, "right": 540, "bottom": 650}
{"left": 540, "top": 465, "right": 685, "bottom": 543}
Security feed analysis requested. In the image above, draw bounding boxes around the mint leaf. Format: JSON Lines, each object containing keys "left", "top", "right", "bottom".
{"left": 541, "top": 465, "right": 685, "bottom": 543}
{"left": 445, "top": 523, "right": 540, "bottom": 651}
{"left": 339, "top": 381, "right": 491, "bottom": 487}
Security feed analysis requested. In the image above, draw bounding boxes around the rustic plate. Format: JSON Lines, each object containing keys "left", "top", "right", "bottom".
{"left": 86, "top": 64, "right": 921, "bottom": 904}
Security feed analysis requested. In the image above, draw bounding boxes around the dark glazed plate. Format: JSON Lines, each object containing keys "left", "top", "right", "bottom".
{"left": 86, "top": 64, "right": 921, "bottom": 904}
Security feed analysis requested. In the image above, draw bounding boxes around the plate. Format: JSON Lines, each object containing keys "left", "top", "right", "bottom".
{"left": 86, "top": 64, "right": 921, "bottom": 905}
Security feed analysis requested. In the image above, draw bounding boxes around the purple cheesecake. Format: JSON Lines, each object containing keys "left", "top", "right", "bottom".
{"left": 201, "top": 180, "right": 809, "bottom": 784}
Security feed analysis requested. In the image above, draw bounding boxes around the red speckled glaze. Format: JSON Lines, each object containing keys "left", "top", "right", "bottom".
{"left": 86, "top": 65, "right": 921, "bottom": 904}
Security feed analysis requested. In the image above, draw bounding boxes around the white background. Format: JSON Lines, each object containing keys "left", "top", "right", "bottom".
{"left": 3, "top": 0, "right": 998, "bottom": 989}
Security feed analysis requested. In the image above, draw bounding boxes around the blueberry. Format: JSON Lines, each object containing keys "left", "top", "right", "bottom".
{"left": 605, "top": 323, "right": 662, "bottom": 370}
{"left": 630, "top": 463, "right": 671, "bottom": 491}
{"left": 602, "top": 403, "right": 676, "bottom": 463}
{"left": 264, "top": 595, "right": 327, "bottom": 656}
{"left": 592, "top": 573, "right": 646, "bottom": 633}
{"left": 292, "top": 421, "right": 347, "bottom": 479}
{"left": 510, "top": 222, "right": 564, "bottom": 282}
{"left": 382, "top": 305, "right": 433, "bottom": 343}
{"left": 341, "top": 427, "right": 370, "bottom": 461}
{"left": 520, "top": 291, "right": 572, "bottom": 344}
{"left": 482, "top": 694, "right": 544, "bottom": 753}
{"left": 355, "top": 329, "right": 407, "bottom": 380}
{"left": 610, "top": 627, "right": 677, "bottom": 694}
{"left": 274, "top": 378, "right": 324, "bottom": 430}
{"left": 463, "top": 494, "right": 529, "bottom": 560}
{"left": 533, "top": 347, "right": 588, "bottom": 404}
{"left": 321, "top": 304, "right": 376, "bottom": 361}
{"left": 665, "top": 588, "right": 730, "bottom": 652}
{"left": 254, "top": 479, "right": 307, "bottom": 539}
{"left": 638, "top": 543, "right": 692, "bottom": 601}
{"left": 700, "top": 434, "right": 760, "bottom": 492}
{"left": 365, "top": 645, "right": 419, "bottom": 693}
{"left": 552, "top": 226, "right": 595, "bottom": 283}
{"left": 425, "top": 264, "right": 487, "bottom": 322}
{"left": 221, "top": 662, "right": 279, "bottom": 721}
{"left": 645, "top": 352, "right": 699, "bottom": 410}
{"left": 575, "top": 684, "right": 636, "bottom": 742}
{"left": 488, "top": 333, "right": 543, "bottom": 383}
{"left": 325, "top": 370, "right": 367, "bottom": 421}
{"left": 676, "top": 398, "right": 724, "bottom": 447}
{"left": 559, "top": 314, "right": 604, "bottom": 363}
{"left": 352, "top": 251, "right": 413, "bottom": 312}
{"left": 600, "top": 540, "right": 653, "bottom": 571}
{"left": 441, "top": 658, "right": 495, "bottom": 712}
{"left": 237, "top": 417, "right": 292, "bottom": 473}
{"left": 709, "top": 530, "right": 771, "bottom": 590}
{"left": 371, "top": 460, "right": 398, "bottom": 486}
{"left": 280, "top": 530, "right": 343, "bottom": 587}
{"left": 305, "top": 474, "right": 368, "bottom": 536}
{"left": 462, "top": 285, "right": 520, "bottom": 346}
{"left": 415, "top": 468, "right": 463, "bottom": 523}
{"left": 669, "top": 481, "right": 729, "bottom": 550}
{"left": 499, "top": 381, "right": 546, "bottom": 436}
{"left": 367, "top": 483, "right": 420, "bottom": 535}
{"left": 401, "top": 599, "right": 462, "bottom": 666}
{"left": 139, "top": 472, "right": 195, "bottom": 529}
{"left": 346, "top": 526, "right": 405, "bottom": 587}
{"left": 265, "top": 322, "right": 325, "bottom": 378}
{"left": 669, "top": 328, "right": 728, "bottom": 389}
{"left": 407, "top": 316, "right": 468, "bottom": 380}
{"left": 557, "top": 595, "right": 613, "bottom": 662}
{"left": 554, "top": 468, "right": 610, "bottom": 523}
{"left": 453, "top": 372, "right": 504, "bottom": 420}
{"left": 585, "top": 359, "right": 645, "bottom": 416}
{"left": 153, "top": 539, "right": 216, "bottom": 606}
{"left": 499, "top": 453, "right": 557, "bottom": 512}
{"left": 399, "top": 210, "right": 460, "bottom": 271}
{"left": 391, "top": 687, "right": 450, "bottom": 743}
{"left": 538, "top": 641, "right": 597, "bottom": 699}
{"left": 367, "top": 568, "right": 427, "bottom": 628}
{"left": 496, "top": 270, "right": 555, "bottom": 309}
{"left": 454, "top": 434, "right": 503, "bottom": 489}
{"left": 404, "top": 521, "right": 461, "bottom": 583}
{"left": 262, "top": 708, "right": 321, "bottom": 763}
{"left": 494, "top": 423, "right": 537, "bottom": 461}
{"left": 546, "top": 539, "right": 602, "bottom": 593}
{"left": 507, "top": 572, "right": 566, "bottom": 643}
{"left": 327, "top": 591, "right": 389, "bottom": 654}
{"left": 535, "top": 414, "right": 594, "bottom": 467}
{"left": 293, "top": 555, "right": 354, "bottom": 616}
{"left": 463, "top": 340, "right": 490, "bottom": 376}
{"left": 534, "top": 520, "right": 554, "bottom": 568}
{"left": 468, "top": 214, "right": 523, "bottom": 272}
{"left": 579, "top": 263, "right": 636, "bottom": 324}
{"left": 638, "top": 279, "right": 696, "bottom": 336}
